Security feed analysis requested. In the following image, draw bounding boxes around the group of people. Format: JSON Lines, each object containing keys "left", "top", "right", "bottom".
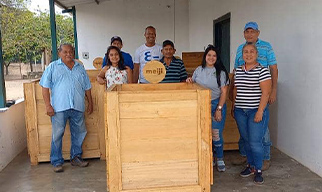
{"left": 97, "top": 26, "right": 187, "bottom": 87}
{"left": 39, "top": 21, "right": 278, "bottom": 185}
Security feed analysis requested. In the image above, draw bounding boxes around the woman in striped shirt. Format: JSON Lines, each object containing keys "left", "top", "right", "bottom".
{"left": 232, "top": 42, "right": 271, "bottom": 184}
{"left": 186, "top": 45, "right": 229, "bottom": 172}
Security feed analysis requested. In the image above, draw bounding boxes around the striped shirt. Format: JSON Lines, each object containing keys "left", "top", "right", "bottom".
{"left": 234, "top": 65, "right": 271, "bottom": 109}
{"left": 160, "top": 57, "right": 187, "bottom": 83}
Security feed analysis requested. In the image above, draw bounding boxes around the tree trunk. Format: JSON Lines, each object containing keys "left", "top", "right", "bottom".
{"left": 4, "top": 62, "right": 10, "bottom": 75}
{"left": 29, "top": 62, "right": 33, "bottom": 72}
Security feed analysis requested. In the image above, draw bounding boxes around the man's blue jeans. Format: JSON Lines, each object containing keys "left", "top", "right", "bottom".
{"left": 234, "top": 107, "right": 269, "bottom": 170}
{"left": 238, "top": 108, "right": 271, "bottom": 160}
{"left": 50, "top": 109, "right": 87, "bottom": 166}
{"left": 211, "top": 99, "right": 227, "bottom": 159}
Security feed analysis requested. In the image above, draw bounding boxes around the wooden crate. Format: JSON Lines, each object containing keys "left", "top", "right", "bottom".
{"left": 105, "top": 83, "right": 212, "bottom": 192}
{"left": 182, "top": 52, "right": 204, "bottom": 76}
{"left": 24, "top": 70, "right": 106, "bottom": 165}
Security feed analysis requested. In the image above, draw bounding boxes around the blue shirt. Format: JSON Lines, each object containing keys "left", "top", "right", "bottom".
{"left": 39, "top": 59, "right": 91, "bottom": 113}
{"left": 102, "top": 51, "right": 134, "bottom": 70}
{"left": 234, "top": 38, "right": 277, "bottom": 68}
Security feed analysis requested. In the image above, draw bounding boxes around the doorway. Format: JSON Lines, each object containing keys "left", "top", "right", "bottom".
{"left": 213, "top": 13, "right": 231, "bottom": 72}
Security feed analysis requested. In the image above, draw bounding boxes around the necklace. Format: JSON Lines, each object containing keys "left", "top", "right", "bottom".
{"left": 243, "top": 63, "right": 258, "bottom": 72}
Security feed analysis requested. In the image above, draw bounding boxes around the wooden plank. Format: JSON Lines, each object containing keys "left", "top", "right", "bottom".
{"left": 94, "top": 82, "right": 106, "bottom": 160}
{"left": 182, "top": 52, "right": 204, "bottom": 69}
{"left": 120, "top": 117, "right": 197, "bottom": 163}
{"left": 104, "top": 90, "right": 109, "bottom": 190}
{"left": 120, "top": 83, "right": 197, "bottom": 91}
{"left": 37, "top": 150, "right": 101, "bottom": 162}
{"left": 119, "top": 91, "right": 197, "bottom": 103}
{"left": 106, "top": 91, "right": 122, "bottom": 191}
{"left": 23, "top": 82, "right": 39, "bottom": 165}
{"left": 119, "top": 100, "right": 197, "bottom": 119}
{"left": 197, "top": 89, "right": 211, "bottom": 192}
{"left": 122, "top": 160, "right": 198, "bottom": 190}
{"left": 121, "top": 185, "right": 201, "bottom": 192}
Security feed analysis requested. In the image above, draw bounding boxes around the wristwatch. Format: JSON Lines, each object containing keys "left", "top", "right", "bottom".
{"left": 216, "top": 105, "right": 222, "bottom": 111}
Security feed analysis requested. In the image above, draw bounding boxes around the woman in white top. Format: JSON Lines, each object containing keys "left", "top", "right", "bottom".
{"left": 186, "top": 45, "right": 229, "bottom": 172}
{"left": 97, "top": 46, "right": 132, "bottom": 88}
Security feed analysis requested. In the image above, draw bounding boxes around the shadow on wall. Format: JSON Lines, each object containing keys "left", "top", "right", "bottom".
{"left": 269, "top": 90, "right": 278, "bottom": 147}
{"left": 0, "top": 99, "right": 27, "bottom": 172}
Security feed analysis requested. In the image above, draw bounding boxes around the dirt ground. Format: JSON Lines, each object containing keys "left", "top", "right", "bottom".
{"left": 4, "top": 63, "right": 43, "bottom": 101}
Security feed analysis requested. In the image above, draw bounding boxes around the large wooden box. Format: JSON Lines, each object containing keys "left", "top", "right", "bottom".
{"left": 24, "top": 70, "right": 105, "bottom": 165}
{"left": 105, "top": 83, "right": 212, "bottom": 192}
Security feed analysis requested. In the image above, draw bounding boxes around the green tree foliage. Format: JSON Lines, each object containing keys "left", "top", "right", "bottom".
{"left": 0, "top": 0, "right": 74, "bottom": 74}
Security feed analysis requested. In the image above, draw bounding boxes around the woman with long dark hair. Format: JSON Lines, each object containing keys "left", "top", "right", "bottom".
{"left": 186, "top": 45, "right": 229, "bottom": 172}
{"left": 97, "top": 46, "right": 132, "bottom": 88}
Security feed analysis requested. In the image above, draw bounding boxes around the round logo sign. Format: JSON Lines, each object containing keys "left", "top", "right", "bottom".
{"left": 142, "top": 60, "right": 166, "bottom": 84}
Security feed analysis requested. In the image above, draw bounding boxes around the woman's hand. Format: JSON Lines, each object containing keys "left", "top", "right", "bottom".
{"left": 97, "top": 77, "right": 106, "bottom": 85}
{"left": 254, "top": 110, "right": 263, "bottom": 123}
{"left": 186, "top": 77, "right": 193, "bottom": 83}
{"left": 214, "top": 110, "right": 222, "bottom": 122}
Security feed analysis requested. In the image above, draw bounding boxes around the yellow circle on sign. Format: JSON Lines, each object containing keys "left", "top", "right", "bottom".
{"left": 143, "top": 60, "right": 166, "bottom": 84}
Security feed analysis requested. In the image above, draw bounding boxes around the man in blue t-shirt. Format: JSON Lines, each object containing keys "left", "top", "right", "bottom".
{"left": 102, "top": 36, "right": 134, "bottom": 70}
{"left": 232, "top": 22, "right": 278, "bottom": 171}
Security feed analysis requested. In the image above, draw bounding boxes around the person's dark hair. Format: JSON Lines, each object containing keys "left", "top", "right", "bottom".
{"left": 201, "top": 45, "right": 229, "bottom": 87}
{"left": 58, "top": 43, "right": 74, "bottom": 52}
{"left": 162, "top": 40, "right": 175, "bottom": 48}
{"left": 145, "top": 25, "right": 156, "bottom": 33}
{"left": 104, "top": 46, "right": 126, "bottom": 70}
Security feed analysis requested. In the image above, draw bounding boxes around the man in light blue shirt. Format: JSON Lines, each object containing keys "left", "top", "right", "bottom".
{"left": 40, "top": 44, "right": 93, "bottom": 172}
{"left": 232, "top": 22, "right": 278, "bottom": 171}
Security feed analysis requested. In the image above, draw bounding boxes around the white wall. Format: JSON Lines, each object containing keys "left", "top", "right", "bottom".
{"left": 189, "top": 0, "right": 322, "bottom": 177}
{"left": 0, "top": 100, "right": 27, "bottom": 171}
{"left": 76, "top": 0, "right": 189, "bottom": 69}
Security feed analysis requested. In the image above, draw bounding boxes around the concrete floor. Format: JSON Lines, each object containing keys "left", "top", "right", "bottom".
{"left": 0, "top": 147, "right": 322, "bottom": 192}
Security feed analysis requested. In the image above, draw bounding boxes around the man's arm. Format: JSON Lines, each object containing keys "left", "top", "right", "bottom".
{"left": 42, "top": 87, "right": 55, "bottom": 116}
{"left": 85, "top": 89, "right": 93, "bottom": 115}
{"left": 269, "top": 64, "right": 278, "bottom": 104}
{"left": 133, "top": 63, "right": 140, "bottom": 83}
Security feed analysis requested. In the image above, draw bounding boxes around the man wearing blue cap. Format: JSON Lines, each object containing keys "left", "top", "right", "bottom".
{"left": 102, "top": 36, "right": 134, "bottom": 70}
{"left": 232, "top": 22, "right": 278, "bottom": 171}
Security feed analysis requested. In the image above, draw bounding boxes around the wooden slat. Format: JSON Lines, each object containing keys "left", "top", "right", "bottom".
{"left": 120, "top": 83, "right": 197, "bottom": 91}
{"left": 24, "top": 82, "right": 39, "bottom": 165}
{"left": 120, "top": 118, "right": 197, "bottom": 163}
{"left": 119, "top": 100, "right": 197, "bottom": 119}
{"left": 182, "top": 52, "right": 203, "bottom": 68}
{"left": 94, "top": 82, "right": 106, "bottom": 160}
{"left": 121, "top": 185, "right": 201, "bottom": 192}
{"left": 122, "top": 160, "right": 198, "bottom": 190}
{"left": 37, "top": 150, "right": 100, "bottom": 162}
{"left": 119, "top": 91, "right": 197, "bottom": 103}
{"left": 106, "top": 91, "right": 122, "bottom": 191}
{"left": 197, "top": 89, "right": 211, "bottom": 191}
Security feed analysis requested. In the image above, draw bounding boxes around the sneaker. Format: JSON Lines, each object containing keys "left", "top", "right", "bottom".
{"left": 232, "top": 155, "right": 247, "bottom": 165}
{"left": 240, "top": 165, "right": 254, "bottom": 177}
{"left": 217, "top": 159, "right": 226, "bottom": 172}
{"left": 71, "top": 156, "right": 89, "bottom": 167}
{"left": 53, "top": 165, "right": 64, "bottom": 173}
{"left": 254, "top": 170, "right": 264, "bottom": 184}
{"left": 262, "top": 160, "right": 271, "bottom": 171}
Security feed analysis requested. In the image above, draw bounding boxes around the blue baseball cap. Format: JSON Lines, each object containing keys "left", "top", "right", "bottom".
{"left": 244, "top": 22, "right": 259, "bottom": 31}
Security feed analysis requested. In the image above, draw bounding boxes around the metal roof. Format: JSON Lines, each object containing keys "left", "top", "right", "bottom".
{"left": 54, "top": 0, "right": 110, "bottom": 9}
